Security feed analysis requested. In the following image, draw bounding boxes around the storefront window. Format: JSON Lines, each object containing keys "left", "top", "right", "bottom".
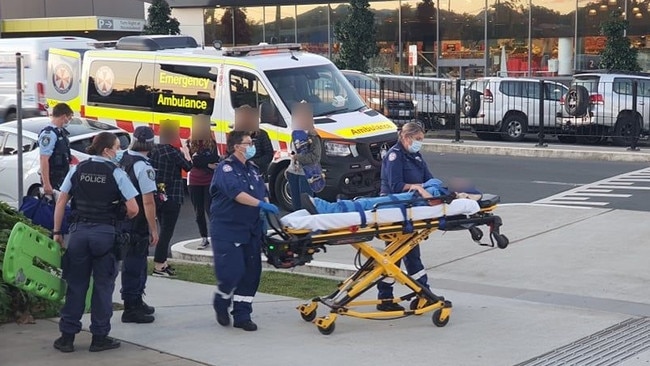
{"left": 264, "top": 5, "right": 296, "bottom": 44}
{"left": 297, "top": 5, "right": 330, "bottom": 56}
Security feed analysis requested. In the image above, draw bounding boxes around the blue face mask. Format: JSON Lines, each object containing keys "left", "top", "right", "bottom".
{"left": 112, "top": 149, "right": 125, "bottom": 163}
{"left": 244, "top": 145, "right": 256, "bottom": 160}
{"left": 408, "top": 140, "right": 423, "bottom": 153}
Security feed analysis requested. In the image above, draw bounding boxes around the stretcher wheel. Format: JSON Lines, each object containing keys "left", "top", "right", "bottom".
{"left": 431, "top": 309, "right": 450, "bottom": 327}
{"left": 301, "top": 310, "right": 317, "bottom": 322}
{"left": 469, "top": 227, "right": 483, "bottom": 241}
{"left": 493, "top": 233, "right": 509, "bottom": 249}
{"left": 317, "top": 322, "right": 335, "bottom": 335}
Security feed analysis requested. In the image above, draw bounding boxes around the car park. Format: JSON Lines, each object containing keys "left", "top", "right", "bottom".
{"left": 341, "top": 70, "right": 418, "bottom": 128}
{"left": 558, "top": 72, "right": 650, "bottom": 145}
{"left": 461, "top": 77, "right": 568, "bottom": 142}
{"left": 0, "top": 117, "right": 130, "bottom": 208}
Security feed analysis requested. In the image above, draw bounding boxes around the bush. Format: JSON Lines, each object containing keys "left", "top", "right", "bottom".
{"left": 0, "top": 202, "right": 61, "bottom": 323}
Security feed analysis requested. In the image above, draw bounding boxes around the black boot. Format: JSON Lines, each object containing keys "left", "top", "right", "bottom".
{"left": 122, "top": 299, "right": 155, "bottom": 324}
{"left": 53, "top": 333, "right": 75, "bottom": 353}
{"left": 140, "top": 300, "right": 155, "bottom": 315}
{"left": 89, "top": 335, "right": 121, "bottom": 352}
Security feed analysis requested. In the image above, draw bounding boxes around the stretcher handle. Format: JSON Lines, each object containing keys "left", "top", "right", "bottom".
{"left": 264, "top": 212, "right": 290, "bottom": 240}
{"left": 371, "top": 194, "right": 455, "bottom": 210}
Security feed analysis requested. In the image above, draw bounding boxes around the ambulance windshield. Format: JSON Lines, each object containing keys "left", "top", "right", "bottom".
{"left": 265, "top": 64, "right": 366, "bottom": 119}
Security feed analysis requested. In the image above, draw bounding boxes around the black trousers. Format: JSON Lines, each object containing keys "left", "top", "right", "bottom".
{"left": 154, "top": 201, "right": 181, "bottom": 264}
{"left": 188, "top": 185, "right": 211, "bottom": 238}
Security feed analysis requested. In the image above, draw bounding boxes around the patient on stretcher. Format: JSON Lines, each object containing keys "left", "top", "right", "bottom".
{"left": 300, "top": 178, "right": 482, "bottom": 215}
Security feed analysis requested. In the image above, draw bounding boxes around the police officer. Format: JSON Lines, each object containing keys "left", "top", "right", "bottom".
{"left": 52, "top": 132, "right": 139, "bottom": 353}
{"left": 210, "top": 130, "right": 279, "bottom": 332}
{"left": 118, "top": 126, "right": 159, "bottom": 324}
{"left": 39, "top": 103, "right": 74, "bottom": 195}
{"left": 376, "top": 122, "right": 435, "bottom": 312}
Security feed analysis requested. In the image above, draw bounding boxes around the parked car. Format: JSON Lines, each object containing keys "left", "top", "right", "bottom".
{"left": 341, "top": 70, "right": 418, "bottom": 128}
{"left": 461, "top": 77, "right": 568, "bottom": 142}
{"left": 0, "top": 117, "right": 130, "bottom": 208}
{"left": 557, "top": 72, "right": 650, "bottom": 145}
{"left": 374, "top": 74, "right": 457, "bottom": 130}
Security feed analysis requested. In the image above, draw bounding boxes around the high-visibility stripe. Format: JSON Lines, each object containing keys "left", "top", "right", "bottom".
{"left": 411, "top": 269, "right": 427, "bottom": 280}
{"left": 215, "top": 289, "right": 234, "bottom": 300}
{"left": 233, "top": 295, "right": 254, "bottom": 303}
{"left": 116, "top": 120, "right": 134, "bottom": 132}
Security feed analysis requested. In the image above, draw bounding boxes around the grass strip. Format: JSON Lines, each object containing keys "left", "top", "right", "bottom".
{"left": 147, "top": 261, "right": 339, "bottom": 300}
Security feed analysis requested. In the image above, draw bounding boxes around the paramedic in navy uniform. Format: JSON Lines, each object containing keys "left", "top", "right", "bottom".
{"left": 51, "top": 132, "right": 139, "bottom": 353}
{"left": 210, "top": 130, "right": 279, "bottom": 332}
{"left": 38, "top": 102, "right": 74, "bottom": 195}
{"left": 376, "top": 122, "right": 435, "bottom": 312}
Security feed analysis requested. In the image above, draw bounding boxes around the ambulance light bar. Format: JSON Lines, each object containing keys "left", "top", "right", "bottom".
{"left": 221, "top": 43, "right": 301, "bottom": 57}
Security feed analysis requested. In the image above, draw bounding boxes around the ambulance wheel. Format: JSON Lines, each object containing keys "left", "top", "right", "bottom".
{"left": 318, "top": 322, "right": 335, "bottom": 335}
{"left": 301, "top": 309, "right": 317, "bottom": 322}
{"left": 431, "top": 309, "right": 449, "bottom": 327}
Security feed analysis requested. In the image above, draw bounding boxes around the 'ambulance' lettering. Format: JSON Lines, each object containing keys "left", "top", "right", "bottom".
{"left": 156, "top": 94, "right": 208, "bottom": 110}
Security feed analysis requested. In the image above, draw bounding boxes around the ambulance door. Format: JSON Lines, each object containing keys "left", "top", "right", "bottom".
{"left": 226, "top": 67, "right": 280, "bottom": 148}
{"left": 152, "top": 61, "right": 217, "bottom": 145}
{"left": 46, "top": 48, "right": 84, "bottom": 114}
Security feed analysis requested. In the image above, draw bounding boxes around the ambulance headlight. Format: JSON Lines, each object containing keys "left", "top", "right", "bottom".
{"left": 324, "top": 141, "right": 352, "bottom": 157}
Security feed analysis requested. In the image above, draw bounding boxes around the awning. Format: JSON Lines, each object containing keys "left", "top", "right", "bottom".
{"left": 1, "top": 16, "right": 145, "bottom": 34}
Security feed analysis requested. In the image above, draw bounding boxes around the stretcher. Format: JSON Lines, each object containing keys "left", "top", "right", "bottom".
{"left": 263, "top": 194, "right": 509, "bottom": 335}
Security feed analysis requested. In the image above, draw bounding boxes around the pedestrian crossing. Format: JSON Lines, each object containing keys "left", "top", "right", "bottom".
{"left": 533, "top": 167, "right": 650, "bottom": 208}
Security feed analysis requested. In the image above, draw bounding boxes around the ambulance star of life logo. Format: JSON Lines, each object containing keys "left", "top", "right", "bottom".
{"left": 52, "top": 63, "right": 73, "bottom": 94}
{"left": 94, "top": 66, "right": 115, "bottom": 97}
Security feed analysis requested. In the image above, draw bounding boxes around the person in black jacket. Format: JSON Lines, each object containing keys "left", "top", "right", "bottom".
{"left": 187, "top": 125, "right": 220, "bottom": 250}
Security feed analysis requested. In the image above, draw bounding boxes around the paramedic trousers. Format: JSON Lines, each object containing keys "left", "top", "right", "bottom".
{"left": 59, "top": 222, "right": 118, "bottom": 336}
{"left": 121, "top": 233, "right": 149, "bottom": 302}
{"left": 377, "top": 244, "right": 430, "bottom": 300}
{"left": 211, "top": 235, "right": 262, "bottom": 324}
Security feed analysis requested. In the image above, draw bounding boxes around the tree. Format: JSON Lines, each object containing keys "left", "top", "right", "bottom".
{"left": 221, "top": 7, "right": 252, "bottom": 46}
{"left": 599, "top": 9, "right": 640, "bottom": 72}
{"left": 334, "top": 0, "right": 379, "bottom": 72}
{"left": 143, "top": 0, "right": 180, "bottom": 36}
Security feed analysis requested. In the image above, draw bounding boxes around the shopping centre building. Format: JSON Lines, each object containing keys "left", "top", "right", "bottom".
{"left": 1, "top": 0, "right": 649, "bottom": 75}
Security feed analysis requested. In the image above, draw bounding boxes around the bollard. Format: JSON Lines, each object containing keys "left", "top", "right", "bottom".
{"left": 536, "top": 80, "right": 548, "bottom": 147}
{"left": 628, "top": 80, "right": 640, "bottom": 152}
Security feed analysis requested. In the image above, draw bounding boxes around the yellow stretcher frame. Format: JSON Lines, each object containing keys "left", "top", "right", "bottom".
{"left": 263, "top": 195, "right": 508, "bottom": 335}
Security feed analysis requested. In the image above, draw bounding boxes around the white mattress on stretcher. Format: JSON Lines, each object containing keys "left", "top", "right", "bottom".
{"left": 280, "top": 198, "right": 481, "bottom": 232}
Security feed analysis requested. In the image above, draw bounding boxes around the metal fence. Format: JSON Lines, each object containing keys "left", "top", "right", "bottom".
{"left": 353, "top": 73, "right": 649, "bottom": 150}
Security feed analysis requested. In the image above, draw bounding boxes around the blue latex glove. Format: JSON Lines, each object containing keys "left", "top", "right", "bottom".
{"left": 258, "top": 201, "right": 279, "bottom": 214}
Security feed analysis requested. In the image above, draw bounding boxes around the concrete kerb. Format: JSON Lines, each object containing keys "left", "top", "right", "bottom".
{"left": 170, "top": 239, "right": 357, "bottom": 279}
{"left": 421, "top": 139, "right": 650, "bottom": 162}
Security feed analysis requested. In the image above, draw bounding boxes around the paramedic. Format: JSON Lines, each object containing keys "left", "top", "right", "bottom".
{"left": 39, "top": 103, "right": 74, "bottom": 194}
{"left": 118, "top": 126, "right": 159, "bottom": 324}
{"left": 51, "top": 132, "right": 139, "bottom": 352}
{"left": 376, "top": 122, "right": 434, "bottom": 312}
{"left": 209, "top": 131, "right": 279, "bottom": 332}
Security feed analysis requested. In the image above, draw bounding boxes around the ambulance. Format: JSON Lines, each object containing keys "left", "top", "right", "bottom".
{"left": 0, "top": 36, "right": 96, "bottom": 122}
{"left": 46, "top": 35, "right": 397, "bottom": 210}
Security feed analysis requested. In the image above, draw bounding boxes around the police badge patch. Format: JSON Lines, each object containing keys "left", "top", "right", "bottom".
{"left": 39, "top": 135, "right": 51, "bottom": 147}
{"left": 388, "top": 152, "right": 397, "bottom": 161}
{"left": 222, "top": 164, "right": 233, "bottom": 172}
{"left": 146, "top": 169, "right": 155, "bottom": 181}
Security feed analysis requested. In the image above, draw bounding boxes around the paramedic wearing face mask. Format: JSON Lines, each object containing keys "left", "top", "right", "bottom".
{"left": 209, "top": 131, "right": 278, "bottom": 332}
{"left": 376, "top": 122, "right": 435, "bottom": 312}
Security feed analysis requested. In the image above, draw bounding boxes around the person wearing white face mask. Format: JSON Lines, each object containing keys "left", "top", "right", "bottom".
{"left": 38, "top": 102, "right": 74, "bottom": 196}
{"left": 376, "top": 122, "right": 437, "bottom": 312}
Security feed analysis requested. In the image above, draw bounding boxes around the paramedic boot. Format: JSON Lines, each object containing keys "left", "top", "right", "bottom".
{"left": 53, "top": 333, "right": 75, "bottom": 353}
{"left": 140, "top": 300, "right": 155, "bottom": 315}
{"left": 376, "top": 301, "right": 405, "bottom": 312}
{"left": 122, "top": 298, "right": 155, "bottom": 324}
{"left": 213, "top": 293, "right": 230, "bottom": 326}
{"left": 89, "top": 335, "right": 121, "bottom": 352}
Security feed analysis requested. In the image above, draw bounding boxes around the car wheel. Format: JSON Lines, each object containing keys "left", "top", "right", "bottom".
{"left": 576, "top": 126, "right": 605, "bottom": 145}
{"left": 501, "top": 115, "right": 527, "bottom": 142}
{"left": 461, "top": 90, "right": 481, "bottom": 118}
{"left": 612, "top": 115, "right": 640, "bottom": 147}
{"left": 564, "top": 85, "right": 589, "bottom": 117}
{"left": 273, "top": 167, "right": 293, "bottom": 212}
{"left": 4, "top": 111, "right": 16, "bottom": 122}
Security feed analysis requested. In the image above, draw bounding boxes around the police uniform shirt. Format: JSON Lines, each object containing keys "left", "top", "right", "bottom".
{"left": 60, "top": 156, "right": 139, "bottom": 201}
{"left": 380, "top": 142, "right": 434, "bottom": 195}
{"left": 210, "top": 157, "right": 267, "bottom": 243}
{"left": 38, "top": 123, "right": 62, "bottom": 157}
{"left": 126, "top": 150, "right": 157, "bottom": 195}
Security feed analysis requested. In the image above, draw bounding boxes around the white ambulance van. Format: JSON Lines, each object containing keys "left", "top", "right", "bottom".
{"left": 55, "top": 35, "right": 397, "bottom": 210}
{"left": 0, "top": 36, "right": 96, "bottom": 123}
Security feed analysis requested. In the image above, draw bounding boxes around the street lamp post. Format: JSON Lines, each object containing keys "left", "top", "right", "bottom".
{"left": 398, "top": 0, "right": 402, "bottom": 74}
{"left": 527, "top": 0, "right": 532, "bottom": 77}
{"left": 436, "top": 0, "right": 440, "bottom": 77}
{"left": 574, "top": 0, "right": 578, "bottom": 71}
{"left": 484, "top": 0, "right": 488, "bottom": 76}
